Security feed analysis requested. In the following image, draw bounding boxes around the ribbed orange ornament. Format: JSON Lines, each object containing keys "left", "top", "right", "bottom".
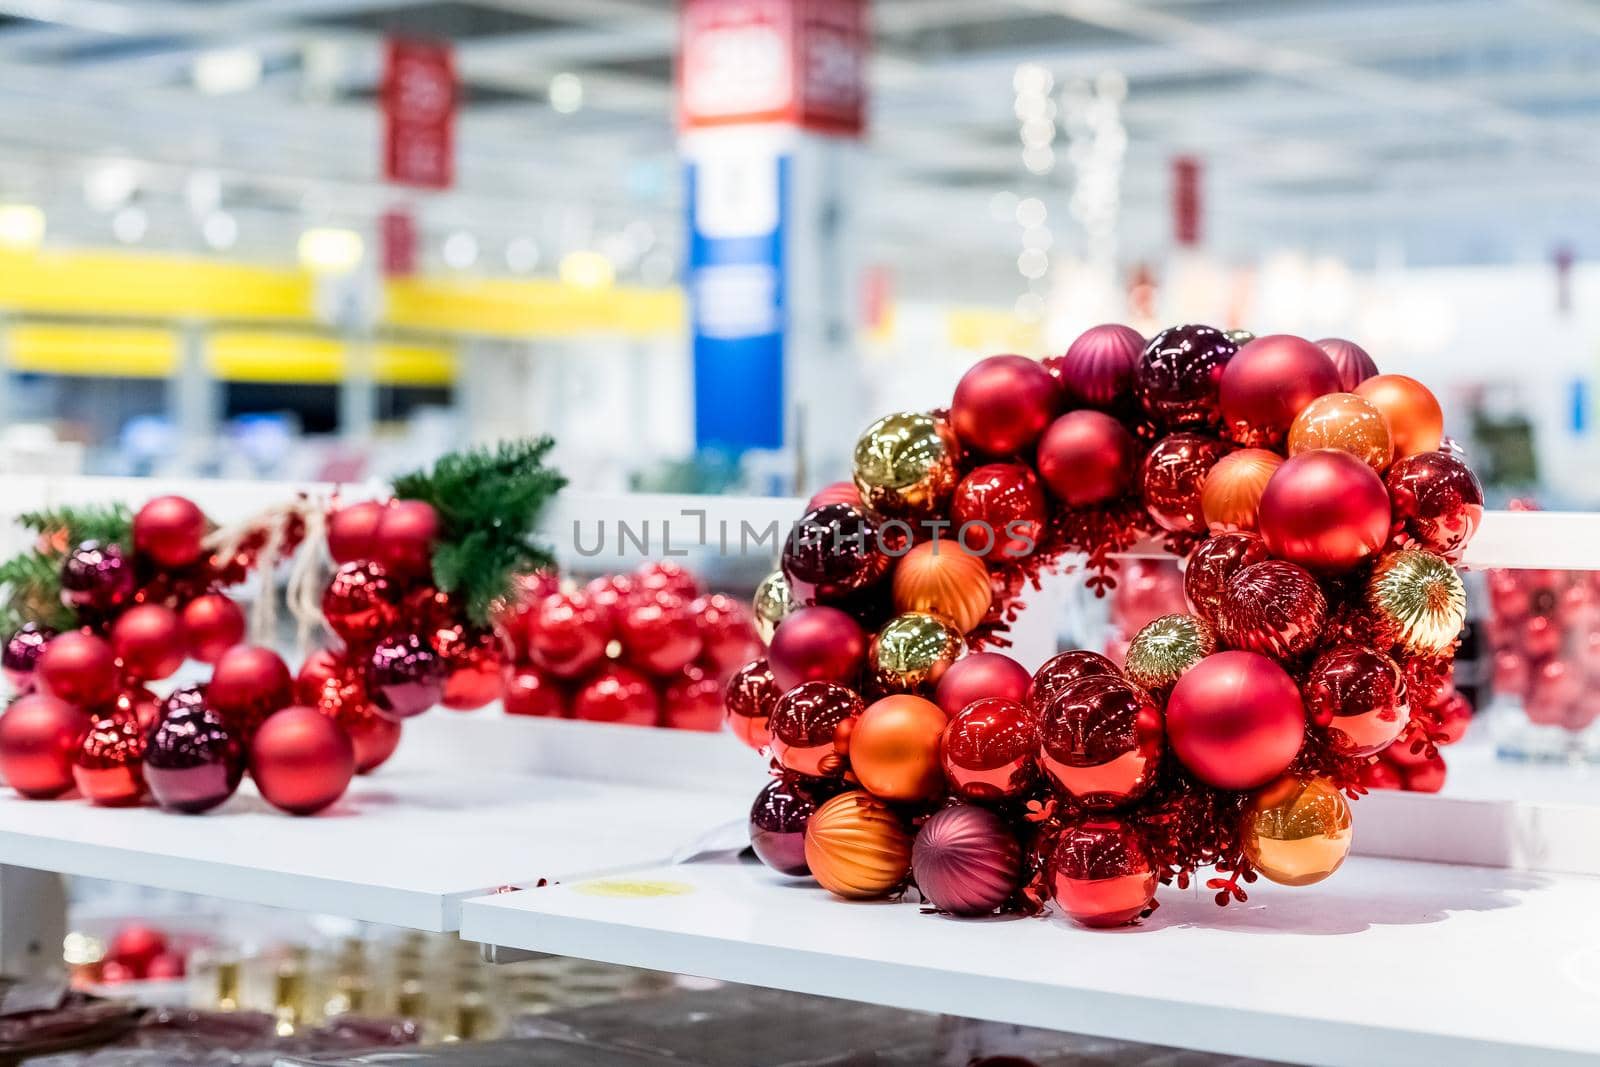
{"left": 890, "top": 540, "right": 992, "bottom": 633}
{"left": 803, "top": 790, "right": 913, "bottom": 899}
{"left": 1199, "top": 449, "right": 1282, "bottom": 533}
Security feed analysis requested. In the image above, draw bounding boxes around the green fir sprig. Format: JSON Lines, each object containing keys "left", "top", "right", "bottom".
{"left": 0, "top": 503, "right": 133, "bottom": 633}
{"left": 393, "top": 438, "right": 567, "bottom": 626}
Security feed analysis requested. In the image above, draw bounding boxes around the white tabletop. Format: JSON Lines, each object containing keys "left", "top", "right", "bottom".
{"left": 460, "top": 852, "right": 1600, "bottom": 1067}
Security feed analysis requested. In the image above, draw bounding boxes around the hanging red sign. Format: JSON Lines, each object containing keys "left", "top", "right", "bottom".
{"left": 382, "top": 38, "right": 456, "bottom": 189}
{"left": 1172, "top": 155, "right": 1202, "bottom": 247}
{"left": 380, "top": 209, "right": 417, "bottom": 277}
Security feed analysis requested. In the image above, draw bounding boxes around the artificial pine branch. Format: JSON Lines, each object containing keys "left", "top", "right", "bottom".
{"left": 0, "top": 503, "right": 134, "bottom": 634}
{"left": 393, "top": 437, "right": 567, "bottom": 625}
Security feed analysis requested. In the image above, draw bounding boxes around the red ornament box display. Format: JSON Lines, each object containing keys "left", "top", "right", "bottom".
{"left": 727, "top": 326, "right": 1483, "bottom": 926}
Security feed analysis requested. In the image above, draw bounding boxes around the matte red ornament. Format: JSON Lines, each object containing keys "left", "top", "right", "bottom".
{"left": 1165, "top": 650, "right": 1305, "bottom": 790}
{"left": 433, "top": 625, "right": 502, "bottom": 711}
{"left": 782, "top": 503, "right": 890, "bottom": 602}
{"left": 724, "top": 659, "right": 781, "bottom": 749}
{"left": 1046, "top": 323, "right": 1144, "bottom": 408}
{"left": 326, "top": 500, "right": 384, "bottom": 564}
{"left": 502, "top": 665, "right": 567, "bottom": 718}
{"left": 1026, "top": 650, "right": 1119, "bottom": 712}
{"left": 940, "top": 697, "right": 1038, "bottom": 802}
{"left": 3, "top": 622, "right": 55, "bottom": 690}
{"left": 526, "top": 591, "right": 610, "bottom": 679}
{"left": 321, "top": 561, "right": 398, "bottom": 644}
{"left": 0, "top": 694, "right": 88, "bottom": 798}
{"left": 912, "top": 805, "right": 1022, "bottom": 915}
{"left": 950, "top": 463, "right": 1047, "bottom": 561}
{"left": 571, "top": 663, "right": 660, "bottom": 726}
{"left": 1258, "top": 450, "right": 1391, "bottom": 572}
{"left": 635, "top": 560, "right": 703, "bottom": 601}
{"left": 619, "top": 591, "right": 705, "bottom": 676}
{"left": 1403, "top": 753, "right": 1447, "bottom": 793}
{"left": 1049, "top": 818, "right": 1158, "bottom": 928}
{"left": 1141, "top": 433, "right": 1234, "bottom": 534}
{"left": 1183, "top": 533, "right": 1270, "bottom": 626}
{"left": 37, "top": 631, "right": 119, "bottom": 708}
{"left": 368, "top": 634, "right": 444, "bottom": 720}
{"left": 180, "top": 593, "right": 247, "bottom": 664}
{"left": 133, "top": 495, "right": 207, "bottom": 569}
{"left": 749, "top": 775, "right": 826, "bottom": 876}
{"left": 693, "top": 593, "right": 761, "bottom": 676}
{"left": 663, "top": 663, "right": 724, "bottom": 731}
{"left": 1136, "top": 324, "right": 1238, "bottom": 429}
{"left": 72, "top": 712, "right": 146, "bottom": 806}
{"left": 767, "top": 606, "right": 867, "bottom": 692}
{"left": 1036, "top": 410, "right": 1139, "bottom": 507}
{"left": 1386, "top": 451, "right": 1484, "bottom": 562}
{"left": 1304, "top": 645, "right": 1410, "bottom": 756}
{"left": 60, "top": 541, "right": 133, "bottom": 614}
{"left": 1317, "top": 338, "right": 1379, "bottom": 392}
{"left": 372, "top": 499, "right": 439, "bottom": 578}
{"left": 1216, "top": 559, "right": 1327, "bottom": 661}
{"left": 1362, "top": 758, "right": 1403, "bottom": 791}
{"left": 111, "top": 604, "right": 187, "bottom": 681}
{"left": 807, "top": 481, "right": 863, "bottom": 512}
{"left": 207, "top": 645, "right": 294, "bottom": 740}
{"left": 1038, "top": 675, "right": 1163, "bottom": 809}
{"left": 1218, "top": 334, "right": 1341, "bottom": 448}
{"left": 769, "top": 680, "right": 863, "bottom": 778}
{"left": 933, "top": 652, "right": 1032, "bottom": 718}
{"left": 950, "top": 354, "right": 1060, "bottom": 456}
{"left": 249, "top": 706, "right": 355, "bottom": 815}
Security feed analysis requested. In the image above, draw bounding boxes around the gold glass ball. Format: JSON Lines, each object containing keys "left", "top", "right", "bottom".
{"left": 1366, "top": 549, "right": 1467, "bottom": 655}
{"left": 867, "top": 612, "right": 965, "bottom": 697}
{"left": 1124, "top": 613, "right": 1216, "bottom": 696}
{"left": 752, "top": 569, "right": 797, "bottom": 644}
{"left": 1242, "top": 776, "right": 1353, "bottom": 887}
{"left": 853, "top": 412, "right": 962, "bottom": 520}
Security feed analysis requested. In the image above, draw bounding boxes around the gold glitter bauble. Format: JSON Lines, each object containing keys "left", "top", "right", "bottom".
{"left": 1366, "top": 549, "right": 1467, "bottom": 655}
{"left": 867, "top": 612, "right": 965, "bottom": 697}
{"left": 751, "top": 570, "right": 797, "bottom": 644}
{"left": 1242, "top": 776, "right": 1353, "bottom": 887}
{"left": 852, "top": 412, "right": 962, "bottom": 520}
{"left": 1123, "top": 613, "right": 1216, "bottom": 696}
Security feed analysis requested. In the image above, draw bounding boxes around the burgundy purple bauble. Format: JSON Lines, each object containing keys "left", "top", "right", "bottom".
{"left": 912, "top": 805, "right": 1021, "bottom": 916}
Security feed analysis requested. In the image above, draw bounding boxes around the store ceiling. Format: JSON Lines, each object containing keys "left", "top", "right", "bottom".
{"left": 0, "top": 0, "right": 1596, "bottom": 298}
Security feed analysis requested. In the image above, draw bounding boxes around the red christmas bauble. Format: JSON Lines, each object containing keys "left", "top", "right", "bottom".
{"left": 949, "top": 464, "right": 1047, "bottom": 562}
{"left": 133, "top": 495, "right": 207, "bottom": 569}
{"left": 1258, "top": 450, "right": 1391, "bottom": 571}
{"left": 1036, "top": 411, "right": 1138, "bottom": 507}
{"left": 1216, "top": 559, "right": 1327, "bottom": 661}
{"left": 1304, "top": 645, "right": 1410, "bottom": 756}
{"left": 749, "top": 775, "right": 826, "bottom": 876}
{"left": 1038, "top": 675, "right": 1163, "bottom": 809}
{"left": 37, "top": 631, "right": 119, "bottom": 708}
{"left": 940, "top": 697, "right": 1038, "bottom": 802}
{"left": 619, "top": 591, "right": 705, "bottom": 676}
{"left": 663, "top": 663, "right": 724, "bottom": 731}
{"left": 372, "top": 499, "right": 439, "bottom": 578}
{"left": 572, "top": 663, "right": 660, "bottom": 726}
{"left": 770, "top": 681, "right": 863, "bottom": 778}
{"left": 1521, "top": 614, "right": 1561, "bottom": 662}
{"left": 1491, "top": 648, "right": 1530, "bottom": 697}
{"left": 1026, "top": 650, "right": 1119, "bottom": 712}
{"left": 1528, "top": 658, "right": 1580, "bottom": 724}
{"left": 582, "top": 573, "right": 634, "bottom": 637}
{"left": 912, "top": 805, "right": 1021, "bottom": 916}
{"left": 767, "top": 606, "right": 867, "bottom": 692}
{"left": 433, "top": 625, "right": 502, "bottom": 711}
{"left": 326, "top": 500, "right": 384, "bottom": 564}
{"left": 1386, "top": 451, "right": 1484, "bottom": 563}
{"left": 933, "top": 652, "right": 1032, "bottom": 717}
{"left": 1136, "top": 324, "right": 1237, "bottom": 429}
{"left": 693, "top": 593, "right": 761, "bottom": 676}
{"left": 1183, "top": 533, "right": 1270, "bottom": 626}
{"left": 208, "top": 645, "right": 294, "bottom": 741}
{"left": 72, "top": 712, "right": 146, "bottom": 807}
{"left": 1165, "top": 650, "right": 1305, "bottom": 790}
{"left": 1141, "top": 433, "right": 1234, "bottom": 534}
{"left": 322, "top": 562, "right": 398, "bottom": 644}
{"left": 1432, "top": 690, "right": 1473, "bottom": 744}
{"left": 1046, "top": 323, "right": 1144, "bottom": 408}
{"left": 297, "top": 649, "right": 402, "bottom": 775}
{"left": 527, "top": 591, "right": 610, "bottom": 679}
{"left": 111, "top": 604, "right": 186, "bottom": 682}
{"left": 117, "top": 685, "right": 162, "bottom": 734}
{"left": 950, "top": 354, "right": 1060, "bottom": 456}
{"left": 1049, "top": 818, "right": 1157, "bottom": 928}
{"left": 1316, "top": 338, "right": 1379, "bottom": 392}
{"left": 502, "top": 665, "right": 567, "bottom": 718}
{"left": 0, "top": 694, "right": 88, "bottom": 798}
{"left": 1110, "top": 560, "right": 1188, "bottom": 636}
{"left": 724, "top": 659, "right": 781, "bottom": 749}
{"left": 249, "top": 707, "right": 355, "bottom": 815}
{"left": 2, "top": 622, "right": 55, "bottom": 691}
{"left": 180, "top": 594, "right": 247, "bottom": 664}
{"left": 341, "top": 700, "right": 404, "bottom": 775}
{"left": 368, "top": 634, "right": 444, "bottom": 720}
{"left": 806, "top": 481, "right": 863, "bottom": 512}
{"left": 145, "top": 701, "right": 242, "bottom": 813}
{"left": 635, "top": 560, "right": 703, "bottom": 601}
{"left": 1218, "top": 334, "right": 1341, "bottom": 448}
{"left": 60, "top": 541, "right": 133, "bottom": 615}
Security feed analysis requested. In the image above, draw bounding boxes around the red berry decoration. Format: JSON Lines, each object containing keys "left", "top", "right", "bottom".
{"left": 1258, "top": 450, "right": 1391, "bottom": 572}
{"left": 1216, "top": 559, "right": 1327, "bottom": 661}
{"left": 749, "top": 776, "right": 826, "bottom": 876}
{"left": 618, "top": 591, "right": 704, "bottom": 677}
{"left": 368, "top": 634, "right": 444, "bottom": 721}
{"left": 111, "top": 604, "right": 187, "bottom": 681}
{"left": 133, "top": 495, "right": 207, "bottom": 569}
{"left": 502, "top": 666, "right": 567, "bottom": 718}
{"left": 1218, "top": 334, "right": 1341, "bottom": 448}
{"left": 912, "top": 805, "right": 1021, "bottom": 916}
{"left": 1046, "top": 323, "right": 1144, "bottom": 408}
{"left": 571, "top": 663, "right": 659, "bottom": 726}
{"left": 662, "top": 664, "right": 724, "bottom": 731}
{"left": 769, "top": 681, "right": 863, "bottom": 778}
{"left": 1316, "top": 337, "right": 1379, "bottom": 392}
{"left": 145, "top": 703, "right": 243, "bottom": 813}
{"left": 327, "top": 500, "right": 384, "bottom": 564}
{"left": 781, "top": 503, "right": 889, "bottom": 602}
{"left": 1035, "top": 410, "right": 1138, "bottom": 507}
{"left": 0, "top": 694, "right": 88, "bottom": 798}
{"left": 250, "top": 707, "right": 356, "bottom": 816}
{"left": 526, "top": 591, "right": 609, "bottom": 679}
{"left": 724, "top": 659, "right": 781, "bottom": 749}
{"left": 37, "top": 631, "right": 119, "bottom": 708}
{"left": 72, "top": 712, "right": 147, "bottom": 807}
{"left": 933, "top": 651, "right": 1032, "bottom": 718}
{"left": 1141, "top": 433, "right": 1234, "bottom": 534}
{"left": 1182, "top": 533, "right": 1270, "bottom": 626}
{"left": 180, "top": 594, "right": 247, "bottom": 664}
{"left": 1026, "top": 650, "right": 1118, "bottom": 712}
{"left": 1304, "top": 645, "right": 1410, "bottom": 756}
{"left": 949, "top": 464, "right": 1047, "bottom": 560}
{"left": 1049, "top": 818, "right": 1157, "bottom": 928}
{"left": 1136, "top": 324, "right": 1237, "bottom": 429}
{"left": 940, "top": 697, "right": 1038, "bottom": 802}
{"left": 60, "top": 541, "right": 134, "bottom": 614}
{"left": 767, "top": 606, "right": 866, "bottom": 692}
{"left": 1165, "top": 651, "right": 1305, "bottom": 790}
{"left": 373, "top": 499, "right": 439, "bottom": 578}
{"left": 322, "top": 562, "right": 398, "bottom": 644}
{"left": 950, "top": 354, "right": 1060, "bottom": 456}
{"left": 1037, "top": 675, "right": 1163, "bottom": 809}
{"left": 1386, "top": 450, "right": 1484, "bottom": 562}
{"left": 3, "top": 623, "right": 56, "bottom": 690}
{"left": 207, "top": 645, "right": 294, "bottom": 741}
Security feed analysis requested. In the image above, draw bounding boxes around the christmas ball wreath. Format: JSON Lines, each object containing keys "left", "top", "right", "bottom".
{"left": 727, "top": 324, "right": 1481, "bottom": 926}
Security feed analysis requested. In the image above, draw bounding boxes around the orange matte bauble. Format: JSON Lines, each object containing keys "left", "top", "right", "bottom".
{"left": 1355, "top": 374, "right": 1443, "bottom": 458}
{"left": 890, "top": 540, "right": 992, "bottom": 634}
{"left": 1199, "top": 449, "right": 1282, "bottom": 533}
{"left": 1288, "top": 392, "right": 1393, "bottom": 472}
{"left": 848, "top": 695, "right": 948, "bottom": 803}
{"left": 803, "top": 790, "right": 913, "bottom": 900}
{"left": 1241, "top": 776, "right": 1353, "bottom": 887}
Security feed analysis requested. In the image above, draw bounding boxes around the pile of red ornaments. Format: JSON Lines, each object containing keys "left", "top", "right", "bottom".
{"left": 494, "top": 560, "right": 760, "bottom": 729}
{"left": 728, "top": 326, "right": 1483, "bottom": 926}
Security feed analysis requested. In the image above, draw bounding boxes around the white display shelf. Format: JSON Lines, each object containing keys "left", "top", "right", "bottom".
{"left": 459, "top": 853, "right": 1600, "bottom": 1067}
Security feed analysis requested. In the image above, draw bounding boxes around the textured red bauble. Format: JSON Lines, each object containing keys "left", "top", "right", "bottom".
{"left": 502, "top": 665, "right": 567, "bottom": 718}
{"left": 321, "top": 562, "right": 398, "bottom": 644}
{"left": 571, "top": 663, "right": 660, "bottom": 726}
{"left": 1304, "top": 645, "right": 1410, "bottom": 756}
{"left": 767, "top": 606, "right": 867, "bottom": 692}
{"left": 950, "top": 354, "right": 1060, "bottom": 456}
{"left": 1141, "top": 433, "right": 1234, "bottom": 534}
{"left": 111, "top": 604, "right": 187, "bottom": 681}
{"left": 933, "top": 652, "right": 1032, "bottom": 717}
{"left": 1049, "top": 818, "right": 1158, "bottom": 928}
{"left": 1036, "top": 411, "right": 1138, "bottom": 507}
{"left": 526, "top": 591, "right": 610, "bottom": 679}
{"left": 693, "top": 593, "right": 761, "bottom": 676}
{"left": 1037, "top": 675, "right": 1163, "bottom": 809}
{"left": 1216, "top": 559, "right": 1327, "bottom": 661}
{"left": 207, "top": 645, "right": 294, "bottom": 740}
{"left": 1136, "top": 324, "right": 1237, "bottom": 429}
{"left": 940, "top": 697, "right": 1039, "bottom": 802}
{"left": 1165, "top": 650, "right": 1305, "bottom": 790}
{"left": 326, "top": 500, "right": 384, "bottom": 564}
{"left": 1218, "top": 334, "right": 1341, "bottom": 448}
{"left": 1026, "top": 650, "right": 1119, "bottom": 712}
{"left": 72, "top": 712, "right": 147, "bottom": 806}
{"left": 1257, "top": 450, "right": 1391, "bottom": 571}
{"left": 133, "top": 495, "right": 207, "bottom": 569}
{"left": 635, "top": 560, "right": 703, "bottom": 601}
{"left": 180, "top": 593, "right": 247, "bottom": 664}
{"left": 1316, "top": 338, "right": 1379, "bottom": 392}
{"left": 368, "top": 634, "right": 444, "bottom": 720}
{"left": 619, "top": 591, "right": 705, "bottom": 676}
{"left": 749, "top": 776, "right": 827, "bottom": 876}
{"left": 912, "top": 805, "right": 1022, "bottom": 916}
{"left": 1183, "top": 533, "right": 1270, "bottom": 626}
{"left": 770, "top": 681, "right": 864, "bottom": 778}
{"left": 1386, "top": 450, "right": 1484, "bottom": 562}
{"left": 1046, "top": 324, "right": 1144, "bottom": 408}
{"left": 37, "top": 631, "right": 119, "bottom": 708}
{"left": 249, "top": 707, "right": 356, "bottom": 815}
{"left": 950, "top": 464, "right": 1047, "bottom": 560}
{"left": 724, "top": 659, "right": 781, "bottom": 749}
{"left": 663, "top": 664, "right": 724, "bottom": 731}
{"left": 372, "top": 499, "right": 439, "bottom": 578}
{"left": 0, "top": 694, "right": 88, "bottom": 798}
